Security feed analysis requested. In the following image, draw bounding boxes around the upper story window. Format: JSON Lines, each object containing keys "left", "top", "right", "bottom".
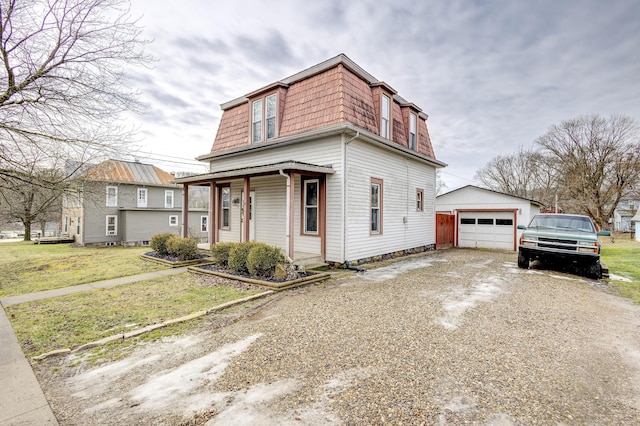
{"left": 252, "top": 93, "right": 277, "bottom": 143}
{"left": 381, "top": 95, "right": 390, "bottom": 139}
{"left": 409, "top": 113, "right": 417, "bottom": 150}
{"left": 137, "top": 188, "right": 147, "bottom": 208}
{"left": 106, "top": 186, "right": 117, "bottom": 207}
{"left": 165, "top": 190, "right": 174, "bottom": 208}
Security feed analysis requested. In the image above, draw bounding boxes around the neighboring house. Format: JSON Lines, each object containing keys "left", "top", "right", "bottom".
{"left": 176, "top": 54, "right": 446, "bottom": 264}
{"left": 436, "top": 185, "right": 543, "bottom": 251}
{"left": 63, "top": 160, "right": 208, "bottom": 246}
{"left": 612, "top": 198, "right": 639, "bottom": 232}
{"left": 632, "top": 209, "right": 640, "bottom": 242}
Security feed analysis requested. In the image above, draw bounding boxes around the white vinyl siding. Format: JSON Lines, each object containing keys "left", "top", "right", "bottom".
{"left": 208, "top": 136, "right": 342, "bottom": 260}
{"left": 345, "top": 139, "right": 436, "bottom": 261}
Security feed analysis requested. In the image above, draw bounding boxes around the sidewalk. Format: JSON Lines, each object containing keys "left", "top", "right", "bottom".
{"left": 0, "top": 267, "right": 188, "bottom": 425}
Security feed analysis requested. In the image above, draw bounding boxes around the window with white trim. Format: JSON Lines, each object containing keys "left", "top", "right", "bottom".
{"left": 252, "top": 99, "right": 262, "bottom": 143}
{"left": 252, "top": 93, "right": 277, "bottom": 143}
{"left": 416, "top": 188, "right": 424, "bottom": 212}
{"left": 63, "top": 215, "right": 69, "bottom": 233}
{"left": 303, "top": 179, "right": 319, "bottom": 234}
{"left": 106, "top": 215, "right": 118, "bottom": 236}
{"left": 106, "top": 186, "right": 117, "bottom": 207}
{"left": 137, "top": 188, "right": 148, "bottom": 208}
{"left": 201, "top": 215, "right": 208, "bottom": 232}
{"left": 220, "top": 187, "right": 230, "bottom": 229}
{"left": 266, "top": 94, "right": 276, "bottom": 140}
{"left": 381, "top": 95, "right": 390, "bottom": 139}
{"left": 409, "top": 113, "right": 417, "bottom": 150}
{"left": 76, "top": 216, "right": 81, "bottom": 234}
{"left": 371, "top": 178, "right": 383, "bottom": 234}
{"left": 165, "top": 190, "right": 174, "bottom": 208}
{"left": 169, "top": 215, "right": 178, "bottom": 226}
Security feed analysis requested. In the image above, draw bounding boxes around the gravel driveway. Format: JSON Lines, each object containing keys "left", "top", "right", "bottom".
{"left": 38, "top": 249, "right": 640, "bottom": 425}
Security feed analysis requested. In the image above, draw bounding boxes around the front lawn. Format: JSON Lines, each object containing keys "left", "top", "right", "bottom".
{"left": 0, "top": 242, "right": 165, "bottom": 297}
{"left": 5, "top": 272, "right": 266, "bottom": 359}
{"left": 601, "top": 245, "right": 640, "bottom": 304}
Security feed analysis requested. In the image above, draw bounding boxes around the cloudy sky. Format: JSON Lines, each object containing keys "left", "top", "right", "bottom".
{"left": 123, "top": 0, "right": 640, "bottom": 191}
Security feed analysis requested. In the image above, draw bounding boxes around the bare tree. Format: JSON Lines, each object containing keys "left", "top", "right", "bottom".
{"left": 0, "top": 164, "right": 65, "bottom": 239}
{"left": 0, "top": 0, "right": 150, "bottom": 239}
{"left": 475, "top": 147, "right": 558, "bottom": 207}
{"left": 536, "top": 114, "right": 640, "bottom": 228}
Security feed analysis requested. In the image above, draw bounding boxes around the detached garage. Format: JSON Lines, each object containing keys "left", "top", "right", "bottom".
{"left": 436, "top": 185, "right": 543, "bottom": 251}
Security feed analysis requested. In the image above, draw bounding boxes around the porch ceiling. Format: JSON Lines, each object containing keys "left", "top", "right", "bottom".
{"left": 174, "top": 161, "right": 335, "bottom": 185}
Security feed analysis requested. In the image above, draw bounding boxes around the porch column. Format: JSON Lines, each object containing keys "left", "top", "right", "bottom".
{"left": 243, "top": 176, "right": 250, "bottom": 242}
{"left": 289, "top": 172, "right": 296, "bottom": 258}
{"left": 209, "top": 180, "right": 217, "bottom": 245}
{"left": 182, "top": 184, "right": 189, "bottom": 237}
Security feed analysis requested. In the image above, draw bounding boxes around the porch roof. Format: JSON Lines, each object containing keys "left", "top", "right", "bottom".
{"left": 173, "top": 160, "right": 335, "bottom": 185}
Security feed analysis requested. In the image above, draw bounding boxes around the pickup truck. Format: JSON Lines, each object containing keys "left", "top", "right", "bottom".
{"left": 517, "top": 213, "right": 608, "bottom": 278}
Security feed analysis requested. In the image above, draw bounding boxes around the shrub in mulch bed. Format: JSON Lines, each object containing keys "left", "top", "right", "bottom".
{"left": 144, "top": 251, "right": 210, "bottom": 263}
{"left": 196, "top": 263, "right": 312, "bottom": 283}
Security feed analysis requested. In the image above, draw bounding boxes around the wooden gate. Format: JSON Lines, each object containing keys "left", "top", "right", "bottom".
{"left": 436, "top": 213, "right": 455, "bottom": 249}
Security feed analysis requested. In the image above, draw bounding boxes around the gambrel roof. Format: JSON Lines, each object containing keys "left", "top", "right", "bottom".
{"left": 208, "top": 53, "right": 437, "bottom": 160}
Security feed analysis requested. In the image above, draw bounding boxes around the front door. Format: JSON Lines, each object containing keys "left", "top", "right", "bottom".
{"left": 241, "top": 190, "right": 255, "bottom": 241}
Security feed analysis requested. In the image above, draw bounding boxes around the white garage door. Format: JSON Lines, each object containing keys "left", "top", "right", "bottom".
{"left": 458, "top": 211, "right": 515, "bottom": 250}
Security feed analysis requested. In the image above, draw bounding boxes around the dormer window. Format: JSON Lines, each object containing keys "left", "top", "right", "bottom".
{"left": 252, "top": 93, "right": 277, "bottom": 143}
{"left": 409, "top": 113, "right": 417, "bottom": 150}
{"left": 381, "top": 94, "right": 390, "bottom": 139}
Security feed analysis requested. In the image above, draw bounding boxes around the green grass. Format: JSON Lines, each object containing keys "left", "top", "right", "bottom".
{"left": 601, "top": 245, "right": 640, "bottom": 304}
{"left": 5, "top": 272, "right": 264, "bottom": 358}
{"left": 0, "top": 242, "right": 165, "bottom": 297}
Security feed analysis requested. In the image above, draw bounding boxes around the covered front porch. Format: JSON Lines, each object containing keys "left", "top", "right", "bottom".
{"left": 176, "top": 161, "right": 334, "bottom": 263}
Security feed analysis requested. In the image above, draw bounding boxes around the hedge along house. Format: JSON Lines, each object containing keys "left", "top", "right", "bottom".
{"left": 176, "top": 54, "right": 446, "bottom": 265}
{"left": 62, "top": 159, "right": 208, "bottom": 246}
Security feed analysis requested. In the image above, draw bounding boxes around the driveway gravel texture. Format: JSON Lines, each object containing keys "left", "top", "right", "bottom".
{"left": 35, "top": 249, "right": 640, "bottom": 425}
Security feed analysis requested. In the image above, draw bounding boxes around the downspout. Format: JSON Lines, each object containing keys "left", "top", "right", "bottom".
{"left": 279, "top": 169, "right": 293, "bottom": 262}
{"left": 343, "top": 131, "right": 359, "bottom": 265}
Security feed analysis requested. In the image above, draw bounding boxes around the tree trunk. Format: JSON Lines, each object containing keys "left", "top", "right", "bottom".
{"left": 23, "top": 220, "right": 32, "bottom": 241}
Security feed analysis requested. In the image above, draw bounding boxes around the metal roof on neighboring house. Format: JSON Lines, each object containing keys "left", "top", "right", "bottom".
{"left": 84, "top": 160, "right": 176, "bottom": 186}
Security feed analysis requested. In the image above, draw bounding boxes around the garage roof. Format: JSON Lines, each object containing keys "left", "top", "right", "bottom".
{"left": 437, "top": 185, "right": 543, "bottom": 206}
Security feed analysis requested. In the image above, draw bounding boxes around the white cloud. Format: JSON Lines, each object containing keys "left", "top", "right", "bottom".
{"left": 123, "top": 0, "right": 640, "bottom": 187}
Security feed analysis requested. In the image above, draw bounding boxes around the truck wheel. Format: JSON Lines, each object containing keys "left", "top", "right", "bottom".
{"left": 518, "top": 252, "right": 529, "bottom": 269}
{"left": 589, "top": 261, "right": 602, "bottom": 279}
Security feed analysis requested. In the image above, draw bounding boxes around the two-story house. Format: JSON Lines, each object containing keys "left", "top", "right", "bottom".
{"left": 613, "top": 198, "right": 639, "bottom": 232}
{"left": 176, "top": 54, "right": 446, "bottom": 265}
{"left": 63, "top": 159, "right": 208, "bottom": 246}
